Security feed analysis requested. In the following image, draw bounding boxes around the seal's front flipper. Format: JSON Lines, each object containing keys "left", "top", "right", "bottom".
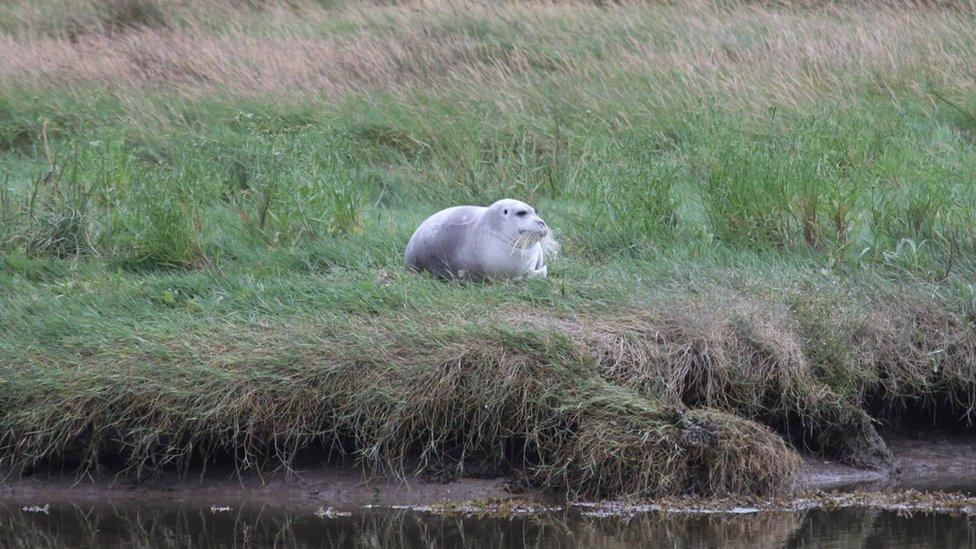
{"left": 532, "top": 247, "right": 545, "bottom": 270}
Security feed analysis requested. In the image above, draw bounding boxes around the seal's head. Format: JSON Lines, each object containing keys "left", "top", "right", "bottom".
{"left": 483, "top": 198, "right": 549, "bottom": 248}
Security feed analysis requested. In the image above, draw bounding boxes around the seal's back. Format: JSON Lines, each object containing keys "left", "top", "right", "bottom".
{"left": 404, "top": 206, "right": 483, "bottom": 279}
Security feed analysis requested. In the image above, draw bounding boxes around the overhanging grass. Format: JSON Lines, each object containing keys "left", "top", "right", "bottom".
{"left": 0, "top": 308, "right": 800, "bottom": 498}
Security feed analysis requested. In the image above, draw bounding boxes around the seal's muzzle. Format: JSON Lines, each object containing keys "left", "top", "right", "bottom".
{"left": 518, "top": 219, "right": 548, "bottom": 239}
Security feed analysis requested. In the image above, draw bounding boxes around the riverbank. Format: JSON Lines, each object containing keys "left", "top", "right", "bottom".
{"left": 5, "top": 260, "right": 976, "bottom": 498}
{"left": 3, "top": 0, "right": 976, "bottom": 500}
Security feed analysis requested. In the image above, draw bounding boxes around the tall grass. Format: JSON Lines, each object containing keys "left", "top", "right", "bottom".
{"left": 3, "top": 98, "right": 972, "bottom": 273}
{"left": 700, "top": 113, "right": 864, "bottom": 250}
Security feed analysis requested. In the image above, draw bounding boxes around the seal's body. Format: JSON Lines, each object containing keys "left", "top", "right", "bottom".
{"left": 405, "top": 199, "right": 555, "bottom": 281}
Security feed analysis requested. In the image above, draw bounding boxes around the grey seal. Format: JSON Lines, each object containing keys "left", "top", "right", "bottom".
{"left": 405, "top": 198, "right": 557, "bottom": 281}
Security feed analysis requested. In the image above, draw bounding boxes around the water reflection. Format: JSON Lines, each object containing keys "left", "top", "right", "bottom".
{"left": 2, "top": 502, "right": 975, "bottom": 548}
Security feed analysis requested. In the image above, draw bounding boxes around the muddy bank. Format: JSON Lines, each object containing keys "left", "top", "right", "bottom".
{"left": 0, "top": 466, "right": 530, "bottom": 513}
{"left": 798, "top": 433, "right": 976, "bottom": 493}
{"left": 4, "top": 434, "right": 976, "bottom": 513}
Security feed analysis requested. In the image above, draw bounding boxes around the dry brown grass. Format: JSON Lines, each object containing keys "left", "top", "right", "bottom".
{"left": 1, "top": 0, "right": 973, "bottom": 109}
{"left": 0, "top": 30, "right": 493, "bottom": 100}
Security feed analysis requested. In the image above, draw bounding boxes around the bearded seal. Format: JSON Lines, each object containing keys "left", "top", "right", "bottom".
{"left": 405, "top": 198, "right": 558, "bottom": 281}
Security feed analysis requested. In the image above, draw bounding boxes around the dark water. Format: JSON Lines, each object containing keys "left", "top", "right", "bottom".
{"left": 2, "top": 502, "right": 975, "bottom": 548}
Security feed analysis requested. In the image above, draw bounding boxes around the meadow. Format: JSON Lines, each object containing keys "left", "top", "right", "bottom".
{"left": 2, "top": 0, "right": 976, "bottom": 498}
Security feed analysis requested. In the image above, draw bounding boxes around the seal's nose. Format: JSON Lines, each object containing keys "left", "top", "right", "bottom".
{"left": 536, "top": 219, "right": 548, "bottom": 236}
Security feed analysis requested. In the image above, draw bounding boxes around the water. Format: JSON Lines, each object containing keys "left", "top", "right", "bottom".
{"left": 3, "top": 501, "right": 975, "bottom": 548}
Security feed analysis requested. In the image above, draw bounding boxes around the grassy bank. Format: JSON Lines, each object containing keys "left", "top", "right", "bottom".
{"left": 2, "top": 0, "right": 976, "bottom": 498}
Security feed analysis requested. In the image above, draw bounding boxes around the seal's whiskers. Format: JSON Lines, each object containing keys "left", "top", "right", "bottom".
{"left": 540, "top": 233, "right": 560, "bottom": 258}
{"left": 510, "top": 233, "right": 529, "bottom": 255}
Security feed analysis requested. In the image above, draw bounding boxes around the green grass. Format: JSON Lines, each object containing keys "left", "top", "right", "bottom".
{"left": 2, "top": 0, "right": 976, "bottom": 498}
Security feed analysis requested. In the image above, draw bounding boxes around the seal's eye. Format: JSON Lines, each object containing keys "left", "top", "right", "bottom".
{"left": 516, "top": 210, "right": 527, "bottom": 217}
